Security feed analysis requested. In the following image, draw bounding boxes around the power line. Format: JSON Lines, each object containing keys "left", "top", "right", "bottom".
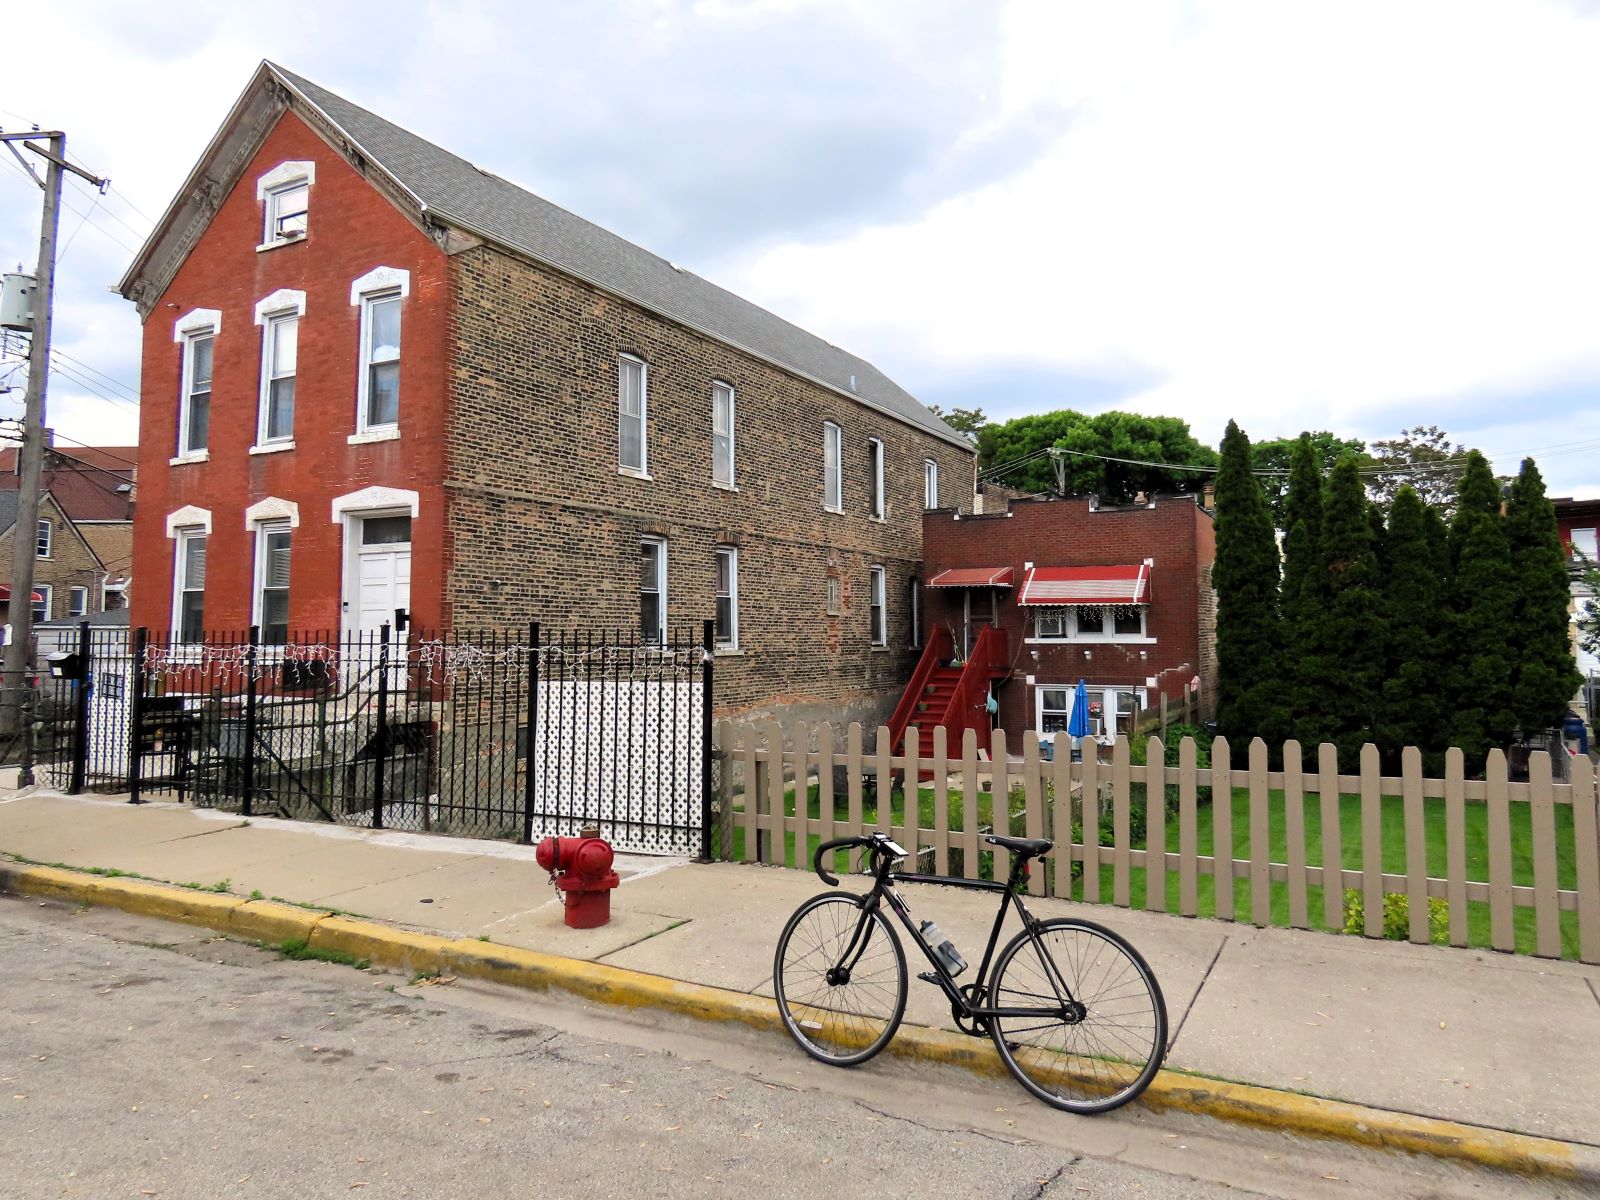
{"left": 50, "top": 349, "right": 138, "bottom": 400}
{"left": 46, "top": 360, "right": 141, "bottom": 416}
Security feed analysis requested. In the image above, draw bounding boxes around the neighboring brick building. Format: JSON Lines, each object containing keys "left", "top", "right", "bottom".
{"left": 0, "top": 443, "right": 135, "bottom": 610}
{"left": 117, "top": 62, "right": 975, "bottom": 724}
{"left": 916, "top": 492, "right": 1216, "bottom": 746}
{"left": 0, "top": 492, "right": 109, "bottom": 627}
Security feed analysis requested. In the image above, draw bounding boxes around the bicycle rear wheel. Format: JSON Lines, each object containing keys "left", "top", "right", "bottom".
{"left": 988, "top": 918, "right": 1167, "bottom": 1114}
{"left": 774, "top": 892, "right": 907, "bottom": 1067}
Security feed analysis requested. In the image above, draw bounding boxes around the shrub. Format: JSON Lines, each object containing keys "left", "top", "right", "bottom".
{"left": 1341, "top": 889, "right": 1448, "bottom": 943}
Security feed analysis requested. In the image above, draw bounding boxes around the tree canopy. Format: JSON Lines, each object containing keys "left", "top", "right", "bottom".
{"left": 924, "top": 403, "right": 988, "bottom": 439}
{"left": 976, "top": 409, "right": 1217, "bottom": 504}
{"left": 1251, "top": 431, "right": 1367, "bottom": 525}
{"left": 1368, "top": 425, "right": 1473, "bottom": 512}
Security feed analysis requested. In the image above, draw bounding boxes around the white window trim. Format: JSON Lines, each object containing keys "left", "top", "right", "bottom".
{"left": 350, "top": 268, "right": 412, "bottom": 437}
{"left": 252, "top": 520, "right": 293, "bottom": 641}
{"left": 331, "top": 486, "right": 419, "bottom": 522}
{"left": 32, "top": 584, "right": 52, "bottom": 623}
{"left": 823, "top": 422, "right": 843, "bottom": 513}
{"left": 36, "top": 518, "right": 52, "bottom": 560}
{"left": 869, "top": 564, "right": 887, "bottom": 647}
{"left": 1036, "top": 684, "right": 1151, "bottom": 741}
{"left": 925, "top": 459, "right": 940, "bottom": 510}
{"left": 1029, "top": 605, "right": 1152, "bottom": 643}
{"left": 255, "top": 307, "right": 301, "bottom": 448}
{"left": 715, "top": 545, "right": 739, "bottom": 649}
{"left": 68, "top": 586, "right": 89, "bottom": 618}
{"left": 165, "top": 505, "right": 212, "bottom": 537}
{"left": 257, "top": 161, "right": 315, "bottom": 250}
{"left": 712, "top": 380, "right": 736, "bottom": 490}
{"left": 355, "top": 289, "right": 404, "bottom": 434}
{"left": 171, "top": 528, "right": 206, "bottom": 642}
{"left": 253, "top": 289, "right": 307, "bottom": 324}
{"left": 867, "top": 437, "right": 886, "bottom": 521}
{"left": 243, "top": 496, "right": 300, "bottom": 529}
{"left": 640, "top": 535, "right": 667, "bottom": 645}
{"left": 618, "top": 355, "right": 649, "bottom": 476}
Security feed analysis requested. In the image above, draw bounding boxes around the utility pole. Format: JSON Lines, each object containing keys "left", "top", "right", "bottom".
{"left": 0, "top": 130, "right": 107, "bottom": 781}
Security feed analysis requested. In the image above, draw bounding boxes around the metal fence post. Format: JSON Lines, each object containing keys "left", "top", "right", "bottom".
{"left": 68, "top": 619, "right": 91, "bottom": 794}
{"left": 372, "top": 623, "right": 389, "bottom": 830}
{"left": 699, "top": 618, "right": 714, "bottom": 862}
{"left": 522, "top": 621, "right": 539, "bottom": 844}
{"left": 242, "top": 625, "right": 259, "bottom": 818}
{"left": 128, "top": 626, "right": 147, "bottom": 804}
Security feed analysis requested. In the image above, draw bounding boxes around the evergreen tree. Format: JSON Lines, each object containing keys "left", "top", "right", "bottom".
{"left": 1278, "top": 434, "right": 1325, "bottom": 744}
{"left": 1212, "top": 420, "right": 1285, "bottom": 741}
{"left": 1376, "top": 488, "right": 1446, "bottom": 768}
{"left": 1307, "top": 455, "right": 1383, "bottom": 765}
{"left": 1504, "top": 458, "right": 1583, "bottom": 737}
{"left": 1448, "top": 452, "right": 1517, "bottom": 765}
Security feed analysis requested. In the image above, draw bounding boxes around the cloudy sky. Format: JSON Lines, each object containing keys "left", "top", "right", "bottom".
{"left": 2, "top": 0, "right": 1597, "bottom": 496}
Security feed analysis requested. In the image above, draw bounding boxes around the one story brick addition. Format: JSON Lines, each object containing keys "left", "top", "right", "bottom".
{"left": 118, "top": 62, "right": 975, "bottom": 726}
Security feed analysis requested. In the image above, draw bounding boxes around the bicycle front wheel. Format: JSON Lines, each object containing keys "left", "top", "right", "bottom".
{"left": 773, "top": 892, "right": 907, "bottom": 1067}
{"left": 989, "top": 918, "right": 1167, "bottom": 1114}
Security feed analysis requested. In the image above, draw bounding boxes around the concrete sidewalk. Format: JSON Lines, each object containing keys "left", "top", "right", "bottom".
{"left": 3, "top": 790, "right": 1598, "bottom": 1153}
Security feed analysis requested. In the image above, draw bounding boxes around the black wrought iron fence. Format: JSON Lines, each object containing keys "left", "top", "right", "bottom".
{"left": 37, "top": 620, "right": 715, "bottom": 857}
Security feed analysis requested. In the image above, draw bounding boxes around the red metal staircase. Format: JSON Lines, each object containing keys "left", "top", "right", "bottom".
{"left": 887, "top": 624, "right": 1009, "bottom": 759}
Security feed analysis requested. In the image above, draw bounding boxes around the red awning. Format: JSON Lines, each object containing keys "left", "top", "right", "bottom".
{"left": 0, "top": 586, "right": 44, "bottom": 603}
{"left": 928, "top": 567, "right": 1015, "bottom": 589}
{"left": 1019, "top": 564, "right": 1150, "bottom": 606}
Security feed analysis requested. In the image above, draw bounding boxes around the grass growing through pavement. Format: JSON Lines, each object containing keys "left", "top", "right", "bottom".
{"left": 274, "top": 938, "right": 370, "bottom": 970}
{"left": 728, "top": 779, "right": 1583, "bottom": 959}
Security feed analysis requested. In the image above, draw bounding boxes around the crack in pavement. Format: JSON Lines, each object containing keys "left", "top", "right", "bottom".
{"left": 849, "top": 1096, "right": 1033, "bottom": 1148}
{"left": 1023, "top": 1160, "right": 1077, "bottom": 1199}
{"left": 1168, "top": 934, "right": 1227, "bottom": 1053}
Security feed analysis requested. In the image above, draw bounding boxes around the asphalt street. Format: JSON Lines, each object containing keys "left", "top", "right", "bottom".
{"left": 0, "top": 896, "right": 1582, "bottom": 1199}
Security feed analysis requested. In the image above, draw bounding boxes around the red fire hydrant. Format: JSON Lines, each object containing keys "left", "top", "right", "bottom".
{"left": 536, "top": 834, "right": 620, "bottom": 929}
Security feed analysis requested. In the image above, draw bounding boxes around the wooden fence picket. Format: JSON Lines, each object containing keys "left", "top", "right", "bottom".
{"left": 1178, "top": 736, "right": 1198, "bottom": 917}
{"left": 1249, "top": 738, "right": 1270, "bottom": 927}
{"left": 1361, "top": 744, "right": 1383, "bottom": 939}
{"left": 1571, "top": 754, "right": 1600, "bottom": 964}
{"left": 1283, "top": 740, "right": 1308, "bottom": 930}
{"left": 931, "top": 726, "right": 950, "bottom": 876}
{"left": 1402, "top": 746, "right": 1429, "bottom": 945}
{"left": 1081, "top": 745, "right": 1101, "bottom": 904}
{"left": 740, "top": 723, "right": 758, "bottom": 864}
{"left": 1145, "top": 736, "right": 1167, "bottom": 912}
{"left": 1051, "top": 733, "right": 1073, "bottom": 899}
{"left": 1486, "top": 749, "right": 1514, "bottom": 952}
{"left": 1212, "top": 737, "right": 1234, "bottom": 920}
{"left": 874, "top": 725, "right": 893, "bottom": 838}
{"left": 904, "top": 726, "right": 921, "bottom": 865}
{"left": 818, "top": 723, "right": 836, "bottom": 862}
{"left": 1113, "top": 736, "right": 1131, "bottom": 908}
{"left": 1528, "top": 751, "right": 1560, "bottom": 959}
{"left": 1023, "top": 733, "right": 1045, "bottom": 896}
{"left": 961, "top": 728, "right": 980, "bottom": 880}
{"left": 763, "top": 721, "right": 784, "bottom": 866}
{"left": 1445, "top": 748, "right": 1467, "bottom": 947}
{"left": 1318, "top": 742, "right": 1342, "bottom": 930}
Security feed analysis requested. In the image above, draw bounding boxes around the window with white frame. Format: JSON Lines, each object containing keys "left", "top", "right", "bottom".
{"left": 359, "top": 292, "right": 402, "bottom": 431}
{"left": 259, "top": 310, "right": 299, "bottom": 443}
{"left": 867, "top": 437, "right": 885, "bottom": 519}
{"left": 254, "top": 523, "right": 292, "bottom": 645}
{"left": 924, "top": 459, "right": 939, "bottom": 510}
{"left": 1573, "top": 528, "right": 1598, "bottom": 561}
{"left": 823, "top": 421, "right": 843, "bottom": 512}
{"left": 1035, "top": 684, "right": 1146, "bottom": 740}
{"left": 68, "top": 587, "right": 88, "bottom": 617}
{"left": 1037, "top": 686, "right": 1073, "bottom": 736}
{"left": 174, "top": 530, "right": 207, "bottom": 642}
{"left": 826, "top": 575, "right": 841, "bottom": 616}
{"left": 36, "top": 518, "right": 51, "bottom": 559}
{"left": 712, "top": 381, "right": 735, "bottom": 487}
{"left": 179, "top": 330, "right": 214, "bottom": 454}
{"left": 640, "top": 536, "right": 666, "bottom": 645}
{"left": 909, "top": 577, "right": 921, "bottom": 649}
{"left": 619, "top": 355, "right": 648, "bottom": 473}
{"left": 715, "top": 546, "right": 738, "bottom": 648}
{"left": 30, "top": 585, "right": 49, "bottom": 623}
{"left": 263, "top": 180, "right": 309, "bottom": 244}
{"left": 1034, "top": 605, "right": 1146, "bottom": 641}
{"left": 869, "top": 565, "right": 886, "bottom": 646}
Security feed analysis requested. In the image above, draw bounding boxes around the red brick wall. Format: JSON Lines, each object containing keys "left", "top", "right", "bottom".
{"left": 920, "top": 494, "right": 1214, "bottom": 737}
{"left": 130, "top": 110, "right": 452, "bottom": 634}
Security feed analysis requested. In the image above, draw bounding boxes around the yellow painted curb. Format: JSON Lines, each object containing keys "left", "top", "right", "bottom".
{"left": 228, "top": 899, "right": 324, "bottom": 946}
{"left": 4, "top": 860, "right": 1591, "bottom": 1183}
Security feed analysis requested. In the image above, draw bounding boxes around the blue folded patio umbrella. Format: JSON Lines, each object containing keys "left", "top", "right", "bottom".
{"left": 1067, "top": 679, "right": 1092, "bottom": 740}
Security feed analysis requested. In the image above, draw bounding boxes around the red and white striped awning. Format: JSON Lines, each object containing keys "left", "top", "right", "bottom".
{"left": 0, "top": 586, "right": 44, "bottom": 603}
{"left": 1018, "top": 564, "right": 1150, "bottom": 606}
{"left": 927, "top": 567, "right": 1015, "bottom": 589}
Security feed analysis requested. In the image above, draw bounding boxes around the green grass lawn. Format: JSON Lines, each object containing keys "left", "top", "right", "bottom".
{"left": 725, "top": 779, "right": 1583, "bottom": 959}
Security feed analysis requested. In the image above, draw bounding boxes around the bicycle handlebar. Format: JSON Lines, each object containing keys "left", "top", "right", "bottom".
{"left": 813, "top": 834, "right": 906, "bottom": 886}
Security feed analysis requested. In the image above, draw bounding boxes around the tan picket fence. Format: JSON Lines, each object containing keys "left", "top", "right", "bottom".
{"left": 710, "top": 721, "right": 1600, "bottom": 964}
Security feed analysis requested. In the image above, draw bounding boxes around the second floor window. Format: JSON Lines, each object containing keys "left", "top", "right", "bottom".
{"left": 180, "top": 331, "right": 213, "bottom": 455}
{"left": 68, "top": 586, "right": 88, "bottom": 618}
{"left": 867, "top": 438, "right": 885, "bottom": 519}
{"left": 712, "top": 381, "right": 735, "bottom": 487}
{"left": 260, "top": 312, "right": 298, "bottom": 443}
{"left": 869, "top": 565, "right": 886, "bottom": 646}
{"left": 255, "top": 524, "right": 292, "bottom": 645}
{"left": 924, "top": 459, "right": 939, "bottom": 510}
{"left": 175, "top": 531, "right": 206, "bottom": 642}
{"left": 619, "top": 355, "right": 648, "bottom": 473}
{"left": 823, "top": 422, "right": 842, "bottom": 512}
{"left": 360, "top": 292, "right": 402, "bottom": 430}
{"left": 640, "top": 536, "right": 666, "bottom": 645}
{"left": 36, "top": 518, "right": 51, "bottom": 559}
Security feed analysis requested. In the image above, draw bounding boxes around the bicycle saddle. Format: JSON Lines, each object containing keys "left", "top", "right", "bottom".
{"left": 983, "top": 835, "right": 1053, "bottom": 858}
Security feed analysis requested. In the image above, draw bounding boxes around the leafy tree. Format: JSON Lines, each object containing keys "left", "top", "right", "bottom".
{"left": 1447, "top": 452, "right": 1517, "bottom": 765}
{"left": 1278, "top": 435, "right": 1324, "bottom": 738}
{"left": 1578, "top": 555, "right": 1600, "bottom": 659}
{"left": 976, "top": 409, "right": 1217, "bottom": 503}
{"left": 1504, "top": 459, "right": 1583, "bottom": 736}
{"left": 1252, "top": 431, "right": 1367, "bottom": 526}
{"left": 1375, "top": 488, "right": 1446, "bottom": 768}
{"left": 1211, "top": 421, "right": 1286, "bottom": 742}
{"left": 1303, "top": 456, "right": 1384, "bottom": 764}
{"left": 1368, "top": 425, "right": 1472, "bottom": 513}
{"left": 925, "top": 403, "right": 988, "bottom": 439}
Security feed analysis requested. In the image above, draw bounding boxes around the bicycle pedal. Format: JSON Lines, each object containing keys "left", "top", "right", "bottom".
{"left": 916, "top": 972, "right": 941, "bottom": 986}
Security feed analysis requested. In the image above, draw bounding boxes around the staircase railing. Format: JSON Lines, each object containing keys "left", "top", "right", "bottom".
{"left": 937, "top": 624, "right": 1008, "bottom": 751}
{"left": 888, "top": 625, "right": 951, "bottom": 754}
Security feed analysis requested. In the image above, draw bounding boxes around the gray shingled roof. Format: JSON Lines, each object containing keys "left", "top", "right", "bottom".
{"left": 269, "top": 64, "right": 967, "bottom": 448}
{"left": 0, "top": 491, "right": 21, "bottom": 537}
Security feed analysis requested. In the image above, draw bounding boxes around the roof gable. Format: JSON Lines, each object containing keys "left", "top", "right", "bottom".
{"left": 120, "top": 62, "right": 970, "bottom": 450}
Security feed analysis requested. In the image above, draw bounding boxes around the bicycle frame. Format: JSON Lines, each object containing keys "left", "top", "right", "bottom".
{"left": 836, "top": 849, "right": 1077, "bottom": 1024}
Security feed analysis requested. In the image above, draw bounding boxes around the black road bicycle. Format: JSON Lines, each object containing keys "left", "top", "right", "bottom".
{"left": 773, "top": 832, "right": 1168, "bottom": 1114}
